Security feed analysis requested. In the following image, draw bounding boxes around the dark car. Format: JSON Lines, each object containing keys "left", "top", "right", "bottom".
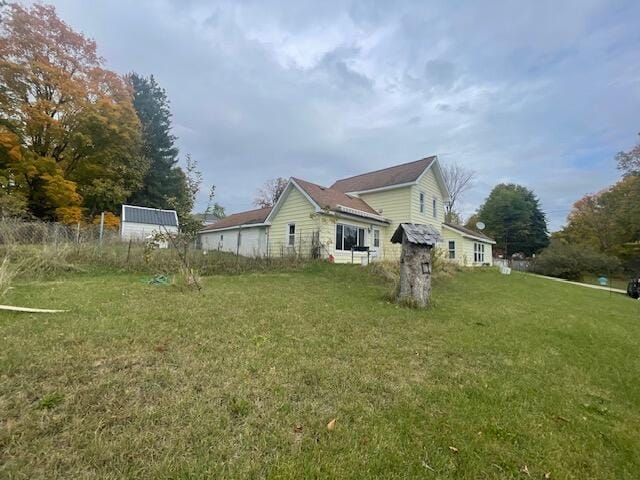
{"left": 628, "top": 277, "right": 640, "bottom": 299}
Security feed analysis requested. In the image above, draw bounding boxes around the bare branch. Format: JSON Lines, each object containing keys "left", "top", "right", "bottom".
{"left": 253, "top": 177, "right": 288, "bottom": 208}
{"left": 442, "top": 162, "right": 476, "bottom": 222}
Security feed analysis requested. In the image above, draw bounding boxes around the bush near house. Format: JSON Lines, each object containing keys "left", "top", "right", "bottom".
{"left": 532, "top": 240, "right": 621, "bottom": 281}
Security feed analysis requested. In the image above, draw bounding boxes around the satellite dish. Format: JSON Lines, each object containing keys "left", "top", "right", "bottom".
{"left": 476, "top": 222, "right": 485, "bottom": 231}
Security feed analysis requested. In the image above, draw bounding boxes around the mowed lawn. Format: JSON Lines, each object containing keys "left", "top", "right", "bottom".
{"left": 1, "top": 266, "right": 639, "bottom": 479}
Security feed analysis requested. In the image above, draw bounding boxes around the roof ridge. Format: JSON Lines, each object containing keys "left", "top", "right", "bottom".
{"left": 333, "top": 155, "right": 435, "bottom": 184}
{"left": 291, "top": 177, "right": 330, "bottom": 190}
{"left": 229, "top": 206, "right": 272, "bottom": 214}
{"left": 444, "top": 222, "right": 493, "bottom": 239}
{"left": 123, "top": 204, "right": 177, "bottom": 212}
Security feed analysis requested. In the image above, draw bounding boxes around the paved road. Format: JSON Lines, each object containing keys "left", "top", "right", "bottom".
{"left": 526, "top": 273, "right": 627, "bottom": 295}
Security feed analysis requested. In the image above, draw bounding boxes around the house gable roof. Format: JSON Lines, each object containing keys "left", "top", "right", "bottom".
{"left": 292, "top": 178, "right": 381, "bottom": 216}
{"left": 443, "top": 222, "right": 496, "bottom": 244}
{"left": 200, "top": 207, "right": 271, "bottom": 232}
{"left": 264, "top": 177, "right": 388, "bottom": 224}
{"left": 331, "top": 156, "right": 436, "bottom": 193}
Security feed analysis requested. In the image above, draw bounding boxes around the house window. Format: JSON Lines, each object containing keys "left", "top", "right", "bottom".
{"left": 474, "top": 243, "right": 485, "bottom": 263}
{"left": 288, "top": 223, "right": 296, "bottom": 246}
{"left": 433, "top": 197, "right": 437, "bottom": 218}
{"left": 448, "top": 241, "right": 455, "bottom": 259}
{"left": 373, "top": 229, "right": 380, "bottom": 248}
{"left": 419, "top": 192, "right": 425, "bottom": 213}
{"left": 335, "top": 223, "right": 365, "bottom": 250}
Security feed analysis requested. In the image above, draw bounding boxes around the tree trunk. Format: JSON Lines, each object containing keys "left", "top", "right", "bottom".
{"left": 397, "top": 238, "right": 432, "bottom": 308}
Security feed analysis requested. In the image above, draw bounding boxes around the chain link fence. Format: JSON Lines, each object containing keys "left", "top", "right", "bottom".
{"left": 0, "top": 219, "right": 120, "bottom": 246}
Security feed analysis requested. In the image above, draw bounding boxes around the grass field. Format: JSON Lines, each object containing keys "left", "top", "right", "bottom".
{"left": 581, "top": 274, "right": 631, "bottom": 291}
{"left": 1, "top": 265, "right": 639, "bottom": 479}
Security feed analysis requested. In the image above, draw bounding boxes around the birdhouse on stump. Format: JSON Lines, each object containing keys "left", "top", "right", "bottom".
{"left": 391, "top": 223, "right": 441, "bottom": 308}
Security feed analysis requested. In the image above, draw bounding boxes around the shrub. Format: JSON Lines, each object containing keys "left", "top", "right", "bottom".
{"left": 532, "top": 241, "right": 621, "bottom": 281}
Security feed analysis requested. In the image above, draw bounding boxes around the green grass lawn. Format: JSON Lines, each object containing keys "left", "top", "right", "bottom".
{"left": 581, "top": 274, "right": 631, "bottom": 291}
{"left": 1, "top": 266, "right": 639, "bottom": 479}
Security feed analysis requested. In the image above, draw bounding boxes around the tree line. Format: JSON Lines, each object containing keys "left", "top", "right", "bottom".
{"left": 0, "top": 3, "right": 223, "bottom": 232}
{"left": 551, "top": 136, "right": 640, "bottom": 273}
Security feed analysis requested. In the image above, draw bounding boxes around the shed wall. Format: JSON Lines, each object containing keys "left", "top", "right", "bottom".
{"left": 121, "top": 222, "right": 178, "bottom": 240}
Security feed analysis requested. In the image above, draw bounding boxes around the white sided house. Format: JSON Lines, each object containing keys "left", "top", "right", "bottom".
{"left": 120, "top": 205, "right": 179, "bottom": 241}
{"left": 442, "top": 223, "right": 495, "bottom": 266}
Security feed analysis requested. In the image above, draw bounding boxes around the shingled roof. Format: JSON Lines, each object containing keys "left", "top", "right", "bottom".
{"left": 331, "top": 156, "right": 436, "bottom": 193}
{"left": 200, "top": 207, "right": 271, "bottom": 231}
{"left": 292, "top": 178, "right": 382, "bottom": 217}
{"left": 443, "top": 223, "right": 495, "bottom": 243}
{"left": 391, "top": 223, "right": 442, "bottom": 245}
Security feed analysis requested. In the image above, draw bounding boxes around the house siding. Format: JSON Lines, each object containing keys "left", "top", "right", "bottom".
{"left": 200, "top": 226, "right": 267, "bottom": 256}
{"left": 357, "top": 186, "right": 411, "bottom": 260}
{"left": 267, "top": 187, "right": 319, "bottom": 257}
{"left": 442, "top": 227, "right": 493, "bottom": 266}
{"left": 410, "top": 168, "right": 445, "bottom": 227}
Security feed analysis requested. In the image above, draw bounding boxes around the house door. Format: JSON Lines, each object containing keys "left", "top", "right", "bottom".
{"left": 371, "top": 228, "right": 383, "bottom": 260}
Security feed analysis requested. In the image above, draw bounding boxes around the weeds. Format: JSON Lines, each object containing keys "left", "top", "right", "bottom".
{"left": 37, "top": 392, "right": 65, "bottom": 410}
{"left": 1, "top": 243, "right": 319, "bottom": 280}
{"left": 0, "top": 255, "right": 20, "bottom": 298}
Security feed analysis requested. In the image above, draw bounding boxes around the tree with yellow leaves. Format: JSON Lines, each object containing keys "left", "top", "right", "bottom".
{"left": 0, "top": 3, "right": 146, "bottom": 222}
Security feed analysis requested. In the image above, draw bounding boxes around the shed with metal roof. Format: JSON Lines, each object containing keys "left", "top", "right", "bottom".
{"left": 121, "top": 204, "right": 179, "bottom": 241}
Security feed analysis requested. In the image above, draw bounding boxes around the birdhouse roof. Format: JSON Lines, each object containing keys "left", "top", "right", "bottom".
{"left": 391, "top": 223, "right": 441, "bottom": 246}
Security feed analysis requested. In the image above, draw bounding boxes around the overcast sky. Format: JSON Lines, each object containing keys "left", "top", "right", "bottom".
{"left": 35, "top": 0, "right": 640, "bottom": 230}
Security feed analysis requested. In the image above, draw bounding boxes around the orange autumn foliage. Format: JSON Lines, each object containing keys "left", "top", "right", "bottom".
{"left": 0, "top": 3, "right": 145, "bottom": 221}
{"left": 92, "top": 212, "right": 120, "bottom": 230}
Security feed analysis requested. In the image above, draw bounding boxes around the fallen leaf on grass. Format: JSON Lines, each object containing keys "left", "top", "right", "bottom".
{"left": 327, "top": 418, "right": 336, "bottom": 431}
{"left": 448, "top": 446, "right": 459, "bottom": 453}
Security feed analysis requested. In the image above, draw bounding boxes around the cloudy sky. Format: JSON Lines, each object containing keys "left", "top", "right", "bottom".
{"left": 37, "top": 0, "right": 640, "bottom": 230}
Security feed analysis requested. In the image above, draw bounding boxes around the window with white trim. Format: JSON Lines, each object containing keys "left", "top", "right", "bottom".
{"left": 432, "top": 197, "right": 437, "bottom": 218}
{"left": 448, "top": 240, "right": 455, "bottom": 259}
{"left": 474, "top": 242, "right": 485, "bottom": 263}
{"left": 335, "top": 224, "right": 365, "bottom": 251}
{"left": 419, "top": 192, "right": 425, "bottom": 213}
{"left": 373, "top": 229, "right": 380, "bottom": 248}
{"left": 287, "top": 223, "right": 296, "bottom": 246}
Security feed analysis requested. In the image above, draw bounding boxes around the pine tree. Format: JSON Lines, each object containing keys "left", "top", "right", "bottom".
{"left": 126, "top": 73, "right": 183, "bottom": 209}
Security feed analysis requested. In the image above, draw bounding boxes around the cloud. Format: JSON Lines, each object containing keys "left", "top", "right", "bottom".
{"left": 37, "top": 0, "right": 640, "bottom": 231}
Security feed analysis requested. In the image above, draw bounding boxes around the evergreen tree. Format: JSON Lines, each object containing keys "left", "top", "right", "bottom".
{"left": 126, "top": 73, "right": 184, "bottom": 209}
{"left": 476, "top": 184, "right": 549, "bottom": 256}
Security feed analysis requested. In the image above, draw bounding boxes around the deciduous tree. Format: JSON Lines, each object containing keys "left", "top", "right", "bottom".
{"left": 616, "top": 133, "right": 640, "bottom": 177}
{"left": 254, "top": 177, "right": 288, "bottom": 208}
{"left": 442, "top": 162, "right": 475, "bottom": 223}
{"left": 0, "top": 3, "right": 145, "bottom": 220}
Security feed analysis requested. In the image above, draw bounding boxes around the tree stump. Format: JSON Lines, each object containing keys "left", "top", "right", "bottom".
{"left": 391, "top": 223, "right": 441, "bottom": 308}
{"left": 398, "top": 239, "right": 433, "bottom": 307}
